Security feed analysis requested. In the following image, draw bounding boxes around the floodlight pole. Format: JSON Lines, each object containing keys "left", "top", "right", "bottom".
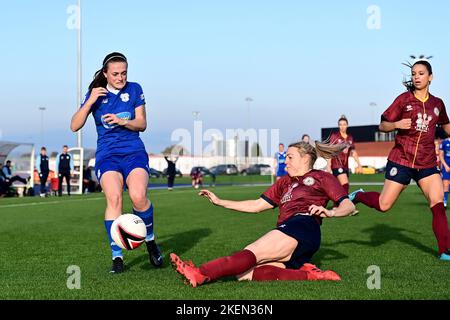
{"left": 76, "top": 0, "right": 83, "bottom": 148}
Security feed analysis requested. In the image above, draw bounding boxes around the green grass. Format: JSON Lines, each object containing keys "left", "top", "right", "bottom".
{"left": 0, "top": 183, "right": 449, "bottom": 300}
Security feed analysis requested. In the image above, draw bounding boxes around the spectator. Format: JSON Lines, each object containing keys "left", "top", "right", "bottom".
{"left": 36, "top": 147, "right": 50, "bottom": 197}
{"left": 55, "top": 145, "right": 74, "bottom": 196}
{"left": 164, "top": 155, "right": 179, "bottom": 191}
{"left": 2, "top": 160, "right": 27, "bottom": 185}
{"left": 190, "top": 167, "right": 203, "bottom": 189}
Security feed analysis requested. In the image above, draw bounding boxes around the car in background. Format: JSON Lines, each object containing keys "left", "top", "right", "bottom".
{"left": 209, "top": 164, "right": 238, "bottom": 175}
{"left": 149, "top": 168, "right": 163, "bottom": 178}
{"left": 375, "top": 166, "right": 386, "bottom": 174}
{"left": 361, "top": 166, "right": 376, "bottom": 174}
{"left": 240, "top": 164, "right": 272, "bottom": 176}
{"left": 162, "top": 168, "right": 183, "bottom": 177}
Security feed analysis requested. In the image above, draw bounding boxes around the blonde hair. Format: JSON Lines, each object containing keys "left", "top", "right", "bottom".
{"left": 288, "top": 140, "right": 349, "bottom": 169}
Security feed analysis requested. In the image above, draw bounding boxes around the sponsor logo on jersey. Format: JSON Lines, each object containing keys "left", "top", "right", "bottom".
{"left": 120, "top": 93, "right": 130, "bottom": 102}
{"left": 101, "top": 111, "right": 131, "bottom": 129}
{"left": 281, "top": 182, "right": 299, "bottom": 204}
{"left": 140, "top": 93, "right": 145, "bottom": 101}
{"left": 415, "top": 112, "right": 432, "bottom": 133}
{"left": 102, "top": 98, "right": 108, "bottom": 104}
{"left": 406, "top": 105, "right": 413, "bottom": 112}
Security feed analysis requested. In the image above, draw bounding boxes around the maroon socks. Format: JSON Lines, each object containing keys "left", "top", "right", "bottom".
{"left": 199, "top": 249, "right": 257, "bottom": 281}
{"left": 431, "top": 203, "right": 450, "bottom": 254}
{"left": 252, "top": 265, "right": 309, "bottom": 281}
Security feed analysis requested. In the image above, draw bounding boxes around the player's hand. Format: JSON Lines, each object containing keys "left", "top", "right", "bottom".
{"left": 395, "top": 118, "right": 412, "bottom": 130}
{"left": 199, "top": 189, "right": 221, "bottom": 206}
{"left": 309, "top": 205, "right": 334, "bottom": 218}
{"left": 102, "top": 113, "right": 123, "bottom": 126}
{"left": 87, "top": 87, "right": 108, "bottom": 105}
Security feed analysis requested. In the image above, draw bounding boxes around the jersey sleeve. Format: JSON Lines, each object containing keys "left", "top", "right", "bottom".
{"left": 260, "top": 178, "right": 285, "bottom": 208}
{"left": 381, "top": 94, "right": 404, "bottom": 122}
{"left": 438, "top": 99, "right": 450, "bottom": 125}
{"left": 320, "top": 173, "right": 348, "bottom": 204}
{"left": 134, "top": 83, "right": 146, "bottom": 108}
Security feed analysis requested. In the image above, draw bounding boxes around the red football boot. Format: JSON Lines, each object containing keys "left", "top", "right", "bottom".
{"left": 170, "top": 253, "right": 210, "bottom": 287}
{"left": 299, "top": 263, "right": 341, "bottom": 281}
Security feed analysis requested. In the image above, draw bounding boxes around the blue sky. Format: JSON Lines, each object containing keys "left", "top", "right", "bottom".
{"left": 1, "top": 0, "right": 450, "bottom": 155}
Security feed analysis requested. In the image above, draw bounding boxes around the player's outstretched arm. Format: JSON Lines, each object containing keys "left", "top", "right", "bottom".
{"left": 309, "top": 198, "right": 355, "bottom": 218}
{"left": 198, "top": 189, "right": 273, "bottom": 213}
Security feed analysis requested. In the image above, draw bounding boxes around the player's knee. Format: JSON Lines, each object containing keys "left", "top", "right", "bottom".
{"left": 129, "top": 190, "right": 147, "bottom": 209}
{"left": 106, "top": 193, "right": 122, "bottom": 210}
{"left": 378, "top": 201, "right": 391, "bottom": 212}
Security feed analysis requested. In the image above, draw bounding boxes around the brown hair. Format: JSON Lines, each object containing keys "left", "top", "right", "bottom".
{"left": 288, "top": 141, "right": 348, "bottom": 169}
{"left": 338, "top": 114, "right": 348, "bottom": 124}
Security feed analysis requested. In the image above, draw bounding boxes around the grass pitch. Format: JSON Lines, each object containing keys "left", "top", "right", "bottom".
{"left": 0, "top": 181, "right": 449, "bottom": 300}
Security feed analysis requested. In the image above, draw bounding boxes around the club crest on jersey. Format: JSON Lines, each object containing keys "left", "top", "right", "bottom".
{"left": 434, "top": 107, "right": 440, "bottom": 117}
{"left": 303, "top": 177, "right": 315, "bottom": 186}
{"left": 406, "top": 105, "right": 413, "bottom": 112}
{"left": 120, "top": 93, "right": 130, "bottom": 102}
{"left": 415, "top": 112, "right": 432, "bottom": 132}
{"left": 389, "top": 167, "right": 398, "bottom": 177}
{"left": 280, "top": 182, "right": 299, "bottom": 204}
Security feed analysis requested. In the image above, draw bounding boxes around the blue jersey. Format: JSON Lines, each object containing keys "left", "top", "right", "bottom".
{"left": 82, "top": 82, "right": 147, "bottom": 162}
{"left": 440, "top": 139, "right": 450, "bottom": 166}
{"left": 276, "top": 151, "right": 287, "bottom": 176}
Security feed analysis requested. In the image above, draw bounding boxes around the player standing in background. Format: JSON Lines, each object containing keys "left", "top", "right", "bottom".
{"left": 170, "top": 141, "right": 355, "bottom": 287}
{"left": 350, "top": 58, "right": 450, "bottom": 260}
{"left": 275, "top": 143, "right": 287, "bottom": 180}
{"left": 328, "top": 115, "right": 363, "bottom": 194}
{"left": 70, "top": 52, "right": 163, "bottom": 273}
{"left": 439, "top": 137, "right": 450, "bottom": 207}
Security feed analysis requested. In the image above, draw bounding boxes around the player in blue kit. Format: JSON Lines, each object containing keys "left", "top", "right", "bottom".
{"left": 70, "top": 52, "right": 163, "bottom": 273}
{"left": 275, "top": 143, "right": 287, "bottom": 180}
{"left": 439, "top": 137, "right": 450, "bottom": 207}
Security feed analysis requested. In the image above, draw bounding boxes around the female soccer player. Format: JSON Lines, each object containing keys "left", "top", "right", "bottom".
{"left": 170, "top": 141, "right": 356, "bottom": 287}
{"left": 328, "top": 115, "right": 363, "bottom": 194}
{"left": 70, "top": 52, "right": 163, "bottom": 273}
{"left": 350, "top": 59, "right": 450, "bottom": 260}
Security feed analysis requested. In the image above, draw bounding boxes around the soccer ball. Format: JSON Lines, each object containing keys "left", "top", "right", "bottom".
{"left": 111, "top": 214, "right": 147, "bottom": 250}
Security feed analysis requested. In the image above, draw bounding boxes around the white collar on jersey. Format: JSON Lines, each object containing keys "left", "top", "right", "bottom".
{"left": 106, "top": 84, "right": 120, "bottom": 95}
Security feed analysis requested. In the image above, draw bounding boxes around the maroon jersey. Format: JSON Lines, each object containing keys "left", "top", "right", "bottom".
{"left": 382, "top": 91, "right": 449, "bottom": 169}
{"left": 329, "top": 131, "right": 355, "bottom": 170}
{"left": 261, "top": 170, "right": 347, "bottom": 226}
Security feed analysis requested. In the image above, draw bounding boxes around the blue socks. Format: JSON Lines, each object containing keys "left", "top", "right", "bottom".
{"left": 133, "top": 203, "right": 154, "bottom": 242}
{"left": 104, "top": 220, "right": 123, "bottom": 260}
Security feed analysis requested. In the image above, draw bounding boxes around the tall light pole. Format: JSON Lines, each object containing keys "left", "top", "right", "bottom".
{"left": 76, "top": 0, "right": 82, "bottom": 148}
{"left": 38, "top": 107, "right": 46, "bottom": 147}
{"left": 370, "top": 102, "right": 377, "bottom": 124}
{"left": 245, "top": 97, "right": 253, "bottom": 165}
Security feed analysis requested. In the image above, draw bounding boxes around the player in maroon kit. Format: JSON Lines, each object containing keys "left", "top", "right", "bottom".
{"left": 170, "top": 141, "right": 356, "bottom": 287}
{"left": 350, "top": 59, "right": 450, "bottom": 260}
{"left": 328, "top": 115, "right": 363, "bottom": 193}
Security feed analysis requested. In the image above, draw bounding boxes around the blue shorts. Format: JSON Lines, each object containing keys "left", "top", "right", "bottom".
{"left": 95, "top": 151, "right": 150, "bottom": 183}
{"left": 332, "top": 168, "right": 349, "bottom": 177}
{"left": 277, "top": 169, "right": 287, "bottom": 177}
{"left": 385, "top": 160, "right": 440, "bottom": 185}
{"left": 441, "top": 166, "right": 450, "bottom": 180}
{"left": 276, "top": 215, "right": 321, "bottom": 269}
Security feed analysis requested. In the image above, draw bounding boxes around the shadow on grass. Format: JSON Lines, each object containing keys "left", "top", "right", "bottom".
{"left": 331, "top": 223, "right": 435, "bottom": 256}
{"left": 126, "top": 228, "right": 212, "bottom": 270}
